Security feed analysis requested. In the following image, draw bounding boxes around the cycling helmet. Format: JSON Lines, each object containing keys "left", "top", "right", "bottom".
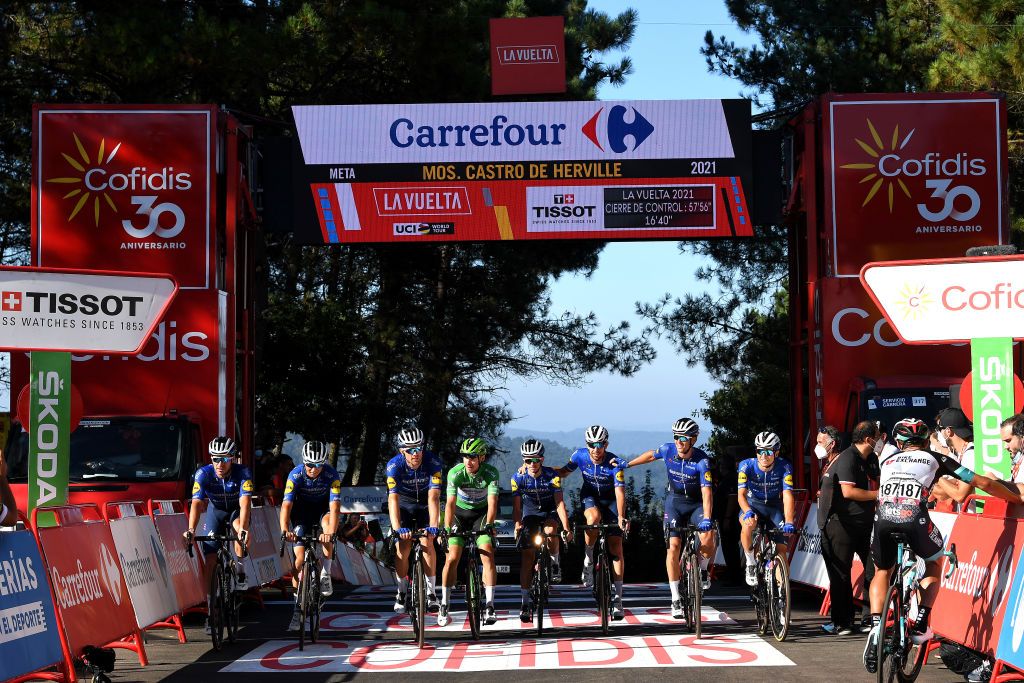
{"left": 584, "top": 424, "right": 609, "bottom": 443}
{"left": 208, "top": 436, "right": 237, "bottom": 457}
{"left": 672, "top": 418, "right": 700, "bottom": 438}
{"left": 753, "top": 431, "right": 781, "bottom": 451}
{"left": 893, "top": 418, "right": 930, "bottom": 444}
{"left": 398, "top": 427, "right": 424, "bottom": 448}
{"left": 459, "top": 437, "right": 488, "bottom": 457}
{"left": 302, "top": 441, "right": 329, "bottom": 466}
{"left": 521, "top": 439, "right": 545, "bottom": 458}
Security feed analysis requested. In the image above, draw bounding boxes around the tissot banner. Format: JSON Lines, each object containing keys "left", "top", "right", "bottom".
{"left": 33, "top": 105, "right": 217, "bottom": 289}
{"left": 490, "top": 16, "right": 566, "bottom": 96}
{"left": 292, "top": 100, "right": 753, "bottom": 243}
{"left": 824, "top": 93, "right": 1006, "bottom": 276}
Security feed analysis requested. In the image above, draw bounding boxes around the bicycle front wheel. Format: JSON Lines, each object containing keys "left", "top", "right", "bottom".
{"left": 467, "top": 557, "right": 481, "bottom": 640}
{"left": 689, "top": 554, "right": 703, "bottom": 639}
{"left": 535, "top": 554, "right": 548, "bottom": 637}
{"left": 225, "top": 566, "right": 239, "bottom": 643}
{"left": 413, "top": 559, "right": 427, "bottom": 648}
{"left": 598, "top": 555, "right": 611, "bottom": 635}
{"left": 768, "top": 552, "right": 791, "bottom": 642}
{"left": 298, "top": 562, "right": 310, "bottom": 651}
{"left": 309, "top": 561, "right": 322, "bottom": 644}
{"left": 208, "top": 562, "right": 225, "bottom": 651}
{"left": 878, "top": 584, "right": 903, "bottom": 683}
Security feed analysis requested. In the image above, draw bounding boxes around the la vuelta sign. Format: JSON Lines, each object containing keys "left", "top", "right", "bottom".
{"left": 32, "top": 105, "right": 216, "bottom": 289}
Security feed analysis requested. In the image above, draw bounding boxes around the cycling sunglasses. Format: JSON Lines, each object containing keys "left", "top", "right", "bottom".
{"left": 210, "top": 456, "right": 233, "bottom": 464}
{"left": 523, "top": 458, "right": 543, "bottom": 464}
{"left": 587, "top": 441, "right": 607, "bottom": 449}
{"left": 675, "top": 435, "right": 692, "bottom": 443}
{"left": 756, "top": 448, "right": 777, "bottom": 457}
{"left": 404, "top": 447, "right": 423, "bottom": 455}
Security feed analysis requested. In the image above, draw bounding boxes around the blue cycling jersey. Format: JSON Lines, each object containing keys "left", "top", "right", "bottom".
{"left": 191, "top": 464, "right": 254, "bottom": 512}
{"left": 385, "top": 451, "right": 444, "bottom": 505}
{"left": 563, "top": 448, "right": 625, "bottom": 499}
{"left": 652, "top": 443, "right": 713, "bottom": 499}
{"left": 737, "top": 457, "right": 794, "bottom": 503}
{"left": 283, "top": 464, "right": 343, "bottom": 505}
{"left": 511, "top": 467, "right": 562, "bottom": 516}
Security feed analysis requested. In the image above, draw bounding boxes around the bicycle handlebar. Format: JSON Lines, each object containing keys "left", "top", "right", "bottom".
{"left": 943, "top": 543, "right": 959, "bottom": 580}
{"left": 278, "top": 529, "right": 333, "bottom": 557}
{"left": 185, "top": 532, "right": 241, "bottom": 558}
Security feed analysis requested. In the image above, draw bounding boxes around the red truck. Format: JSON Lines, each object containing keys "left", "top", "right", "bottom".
{"left": 4, "top": 105, "right": 257, "bottom": 514}
{"left": 785, "top": 93, "right": 1014, "bottom": 487}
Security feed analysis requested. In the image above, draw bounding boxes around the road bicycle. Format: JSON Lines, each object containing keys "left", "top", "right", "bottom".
{"left": 443, "top": 527, "right": 493, "bottom": 640}
{"left": 186, "top": 530, "right": 244, "bottom": 650}
{"left": 279, "top": 526, "right": 331, "bottom": 651}
{"left": 576, "top": 522, "right": 626, "bottom": 636}
{"left": 669, "top": 523, "right": 716, "bottom": 638}
{"left": 749, "top": 518, "right": 796, "bottom": 642}
{"left": 875, "top": 533, "right": 957, "bottom": 683}
{"left": 518, "top": 528, "right": 563, "bottom": 637}
{"left": 393, "top": 529, "right": 432, "bottom": 648}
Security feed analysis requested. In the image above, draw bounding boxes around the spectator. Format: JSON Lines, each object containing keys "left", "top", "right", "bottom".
{"left": 261, "top": 455, "right": 296, "bottom": 505}
{"left": 820, "top": 420, "right": 879, "bottom": 635}
{"left": 0, "top": 449, "right": 18, "bottom": 526}
{"left": 873, "top": 421, "right": 898, "bottom": 460}
{"left": 930, "top": 408, "right": 976, "bottom": 506}
{"left": 338, "top": 513, "right": 370, "bottom": 548}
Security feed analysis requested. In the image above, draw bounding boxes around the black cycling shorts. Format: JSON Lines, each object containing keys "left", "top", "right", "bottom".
{"left": 870, "top": 501, "right": 944, "bottom": 569}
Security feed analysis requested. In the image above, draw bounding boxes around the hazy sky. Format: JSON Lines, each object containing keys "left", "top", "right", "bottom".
{"left": 503, "top": 1, "right": 758, "bottom": 433}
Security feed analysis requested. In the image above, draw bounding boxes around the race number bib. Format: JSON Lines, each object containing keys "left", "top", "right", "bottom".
{"left": 879, "top": 477, "right": 924, "bottom": 503}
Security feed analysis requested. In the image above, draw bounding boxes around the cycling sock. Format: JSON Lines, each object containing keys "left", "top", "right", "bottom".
{"left": 699, "top": 556, "right": 710, "bottom": 570}
{"left": 614, "top": 581, "right": 623, "bottom": 600}
{"left": 485, "top": 586, "right": 495, "bottom": 605}
{"left": 440, "top": 586, "right": 450, "bottom": 606}
{"left": 915, "top": 606, "right": 930, "bottom": 628}
{"left": 744, "top": 551, "right": 756, "bottom": 565}
{"left": 585, "top": 545, "right": 595, "bottom": 565}
{"left": 426, "top": 575, "right": 436, "bottom": 595}
{"left": 871, "top": 613, "right": 881, "bottom": 627}
{"left": 553, "top": 551, "right": 561, "bottom": 567}
{"left": 669, "top": 580, "right": 681, "bottom": 602}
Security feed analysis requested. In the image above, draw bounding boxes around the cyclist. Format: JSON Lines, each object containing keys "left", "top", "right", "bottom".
{"left": 555, "top": 424, "right": 628, "bottom": 620}
{"left": 183, "top": 437, "right": 253, "bottom": 631}
{"left": 863, "top": 418, "right": 1022, "bottom": 673}
{"left": 438, "top": 438, "right": 500, "bottom": 627}
{"left": 624, "top": 418, "right": 715, "bottom": 618}
{"left": 512, "top": 438, "right": 573, "bottom": 623}
{"left": 386, "top": 427, "right": 444, "bottom": 614}
{"left": 737, "top": 430, "right": 797, "bottom": 587}
{"left": 279, "top": 441, "right": 343, "bottom": 631}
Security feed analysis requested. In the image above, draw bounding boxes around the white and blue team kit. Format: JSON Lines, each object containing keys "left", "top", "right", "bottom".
{"left": 737, "top": 456, "right": 794, "bottom": 529}
{"left": 191, "top": 464, "right": 254, "bottom": 552}
{"left": 651, "top": 443, "right": 713, "bottom": 537}
{"left": 283, "top": 463, "right": 343, "bottom": 544}
{"left": 563, "top": 449, "right": 626, "bottom": 533}
{"left": 385, "top": 451, "right": 444, "bottom": 530}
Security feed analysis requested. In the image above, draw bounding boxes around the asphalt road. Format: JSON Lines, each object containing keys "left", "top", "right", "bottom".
{"left": 77, "top": 578, "right": 973, "bottom": 682}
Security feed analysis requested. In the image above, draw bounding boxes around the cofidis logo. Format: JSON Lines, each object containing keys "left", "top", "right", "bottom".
{"left": 46, "top": 131, "right": 193, "bottom": 245}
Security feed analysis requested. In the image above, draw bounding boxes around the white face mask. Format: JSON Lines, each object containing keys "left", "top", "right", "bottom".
{"left": 814, "top": 443, "right": 830, "bottom": 460}
{"left": 873, "top": 438, "right": 885, "bottom": 455}
{"left": 936, "top": 430, "right": 949, "bottom": 448}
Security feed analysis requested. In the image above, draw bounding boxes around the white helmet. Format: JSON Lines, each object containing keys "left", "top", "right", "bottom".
{"left": 398, "top": 427, "right": 424, "bottom": 448}
{"left": 584, "top": 424, "right": 609, "bottom": 443}
{"left": 672, "top": 418, "right": 699, "bottom": 438}
{"left": 208, "top": 436, "right": 237, "bottom": 457}
{"left": 520, "top": 439, "right": 545, "bottom": 458}
{"left": 302, "top": 441, "right": 329, "bottom": 466}
{"left": 754, "top": 431, "right": 782, "bottom": 451}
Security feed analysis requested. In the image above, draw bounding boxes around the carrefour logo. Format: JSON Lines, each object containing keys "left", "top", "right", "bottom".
{"left": 581, "top": 105, "right": 654, "bottom": 153}
{"left": 839, "top": 118, "right": 986, "bottom": 220}
{"left": 46, "top": 131, "right": 192, "bottom": 237}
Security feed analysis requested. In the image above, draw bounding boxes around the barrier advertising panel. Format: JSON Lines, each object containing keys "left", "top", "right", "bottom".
{"left": 151, "top": 511, "right": 206, "bottom": 611}
{"left": 33, "top": 105, "right": 217, "bottom": 289}
{"left": 291, "top": 100, "right": 753, "bottom": 243}
{"left": 37, "top": 519, "right": 137, "bottom": 656}
{"left": 0, "top": 530, "right": 64, "bottom": 681}
{"left": 824, "top": 93, "right": 1006, "bottom": 276}
{"left": 109, "top": 515, "right": 179, "bottom": 628}
{"left": 997, "top": 540, "right": 1024, "bottom": 671}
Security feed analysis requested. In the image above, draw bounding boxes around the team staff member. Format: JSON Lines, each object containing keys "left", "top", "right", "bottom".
{"left": 554, "top": 425, "right": 628, "bottom": 620}
{"left": 184, "top": 437, "right": 254, "bottom": 634}
{"left": 386, "top": 427, "right": 444, "bottom": 614}
{"left": 0, "top": 449, "right": 17, "bottom": 526}
{"left": 438, "top": 438, "right": 500, "bottom": 627}
{"left": 512, "top": 439, "right": 573, "bottom": 623}
{"left": 280, "top": 441, "right": 343, "bottom": 630}
{"left": 625, "top": 418, "right": 715, "bottom": 619}
{"left": 1002, "top": 414, "right": 1024, "bottom": 487}
{"left": 737, "top": 431, "right": 797, "bottom": 587}
{"left": 819, "top": 422, "right": 878, "bottom": 635}
{"left": 929, "top": 408, "right": 976, "bottom": 505}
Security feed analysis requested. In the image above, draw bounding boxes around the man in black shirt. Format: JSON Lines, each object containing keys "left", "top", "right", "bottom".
{"left": 820, "top": 420, "right": 879, "bottom": 635}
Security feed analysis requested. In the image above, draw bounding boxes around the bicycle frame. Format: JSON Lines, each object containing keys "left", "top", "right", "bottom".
{"left": 391, "top": 530, "right": 431, "bottom": 648}
{"left": 187, "top": 531, "right": 242, "bottom": 650}
{"left": 279, "top": 527, "right": 331, "bottom": 651}
{"left": 668, "top": 523, "right": 714, "bottom": 637}
{"left": 750, "top": 520, "right": 796, "bottom": 642}
{"left": 443, "top": 529, "right": 492, "bottom": 639}
{"left": 524, "top": 529, "right": 560, "bottom": 636}
{"left": 576, "top": 523, "right": 624, "bottom": 635}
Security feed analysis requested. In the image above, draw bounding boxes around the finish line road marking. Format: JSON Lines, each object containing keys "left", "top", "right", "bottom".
{"left": 223, "top": 633, "right": 795, "bottom": 673}
{"left": 315, "top": 605, "right": 737, "bottom": 633}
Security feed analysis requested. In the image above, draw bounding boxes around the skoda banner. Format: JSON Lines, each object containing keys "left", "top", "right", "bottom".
{"left": 28, "top": 352, "right": 70, "bottom": 513}
{"left": 971, "top": 337, "right": 1014, "bottom": 481}
{"left": 0, "top": 530, "right": 64, "bottom": 680}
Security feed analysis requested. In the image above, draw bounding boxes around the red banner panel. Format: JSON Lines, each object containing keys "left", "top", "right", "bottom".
{"left": 824, "top": 93, "right": 1007, "bottom": 276}
{"left": 490, "top": 16, "right": 566, "bottom": 96}
{"left": 32, "top": 105, "right": 217, "bottom": 289}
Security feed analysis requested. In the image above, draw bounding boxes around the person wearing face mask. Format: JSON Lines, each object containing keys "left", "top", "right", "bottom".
{"left": 1001, "top": 414, "right": 1024, "bottom": 488}
{"left": 819, "top": 421, "right": 879, "bottom": 635}
{"left": 930, "top": 408, "right": 975, "bottom": 507}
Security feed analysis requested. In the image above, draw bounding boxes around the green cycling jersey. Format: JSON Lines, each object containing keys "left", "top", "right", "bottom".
{"left": 446, "top": 462, "right": 500, "bottom": 510}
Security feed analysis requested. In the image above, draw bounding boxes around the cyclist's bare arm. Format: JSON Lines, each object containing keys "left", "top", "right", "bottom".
{"left": 626, "top": 450, "right": 657, "bottom": 469}
{"left": 326, "top": 500, "right": 341, "bottom": 536}
{"left": 512, "top": 496, "right": 523, "bottom": 533}
{"left": 443, "top": 494, "right": 457, "bottom": 531}
{"left": 237, "top": 494, "right": 252, "bottom": 540}
{"left": 187, "top": 497, "right": 203, "bottom": 533}
{"left": 388, "top": 493, "right": 403, "bottom": 532}
{"left": 428, "top": 487, "right": 441, "bottom": 529}
{"left": 279, "top": 500, "right": 293, "bottom": 538}
{"left": 486, "top": 493, "right": 498, "bottom": 526}
{"left": 972, "top": 472, "right": 1024, "bottom": 504}
{"left": 555, "top": 491, "right": 572, "bottom": 540}
{"left": 737, "top": 488, "right": 751, "bottom": 514}
{"left": 615, "top": 485, "right": 627, "bottom": 527}
{"left": 702, "top": 485, "right": 713, "bottom": 521}
{"left": 782, "top": 489, "right": 795, "bottom": 524}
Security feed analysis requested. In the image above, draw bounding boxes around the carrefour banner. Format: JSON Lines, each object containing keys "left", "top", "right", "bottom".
{"left": 291, "top": 100, "right": 753, "bottom": 243}
{"left": 0, "top": 530, "right": 64, "bottom": 680}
